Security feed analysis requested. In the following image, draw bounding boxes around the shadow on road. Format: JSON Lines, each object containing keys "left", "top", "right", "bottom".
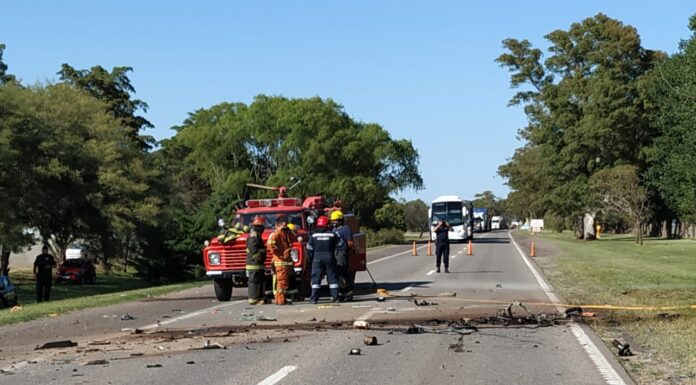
{"left": 472, "top": 237, "right": 510, "bottom": 244}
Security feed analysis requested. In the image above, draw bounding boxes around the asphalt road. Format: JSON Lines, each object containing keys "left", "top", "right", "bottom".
{"left": 0, "top": 231, "right": 634, "bottom": 385}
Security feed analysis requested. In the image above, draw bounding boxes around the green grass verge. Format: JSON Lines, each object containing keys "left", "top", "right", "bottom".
{"left": 520, "top": 231, "right": 696, "bottom": 383}
{"left": 0, "top": 269, "right": 206, "bottom": 326}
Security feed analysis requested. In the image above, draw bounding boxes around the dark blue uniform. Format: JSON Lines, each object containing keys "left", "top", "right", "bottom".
{"left": 334, "top": 224, "right": 354, "bottom": 300}
{"left": 435, "top": 223, "right": 451, "bottom": 272}
{"left": 307, "top": 229, "right": 342, "bottom": 303}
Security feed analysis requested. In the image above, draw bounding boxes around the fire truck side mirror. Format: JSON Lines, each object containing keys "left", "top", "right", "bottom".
{"left": 217, "top": 218, "right": 225, "bottom": 228}
{"left": 306, "top": 216, "right": 315, "bottom": 225}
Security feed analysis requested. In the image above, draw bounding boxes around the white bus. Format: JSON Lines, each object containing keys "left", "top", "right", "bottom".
{"left": 428, "top": 195, "right": 474, "bottom": 242}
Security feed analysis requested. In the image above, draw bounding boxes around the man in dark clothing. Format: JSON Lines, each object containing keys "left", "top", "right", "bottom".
{"left": 246, "top": 216, "right": 267, "bottom": 305}
{"left": 434, "top": 220, "right": 451, "bottom": 273}
{"left": 331, "top": 210, "right": 354, "bottom": 301}
{"left": 33, "top": 245, "right": 56, "bottom": 302}
{"left": 307, "top": 216, "right": 341, "bottom": 304}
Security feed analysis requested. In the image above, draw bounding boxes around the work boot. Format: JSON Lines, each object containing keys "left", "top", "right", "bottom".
{"left": 331, "top": 298, "right": 340, "bottom": 303}
{"left": 310, "top": 299, "right": 318, "bottom": 304}
{"left": 444, "top": 268, "right": 450, "bottom": 273}
{"left": 344, "top": 295, "right": 353, "bottom": 302}
{"left": 436, "top": 268, "right": 441, "bottom": 273}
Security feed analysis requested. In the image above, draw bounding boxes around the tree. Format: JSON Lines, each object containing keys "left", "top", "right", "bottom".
{"left": 0, "top": 43, "right": 17, "bottom": 85}
{"left": 404, "top": 199, "right": 429, "bottom": 237}
{"left": 590, "top": 165, "right": 651, "bottom": 244}
{"left": 647, "top": 15, "right": 696, "bottom": 224}
{"left": 472, "top": 191, "right": 500, "bottom": 215}
{"left": 374, "top": 201, "right": 406, "bottom": 231}
{"left": 496, "top": 14, "right": 662, "bottom": 238}
{"left": 58, "top": 64, "right": 154, "bottom": 149}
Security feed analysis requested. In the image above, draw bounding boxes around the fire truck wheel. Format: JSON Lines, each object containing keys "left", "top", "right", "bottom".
{"left": 213, "top": 278, "right": 233, "bottom": 301}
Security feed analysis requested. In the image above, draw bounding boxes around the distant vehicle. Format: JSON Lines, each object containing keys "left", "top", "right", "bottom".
{"left": 428, "top": 195, "right": 474, "bottom": 242}
{"left": 473, "top": 208, "right": 491, "bottom": 232}
{"left": 0, "top": 275, "right": 18, "bottom": 308}
{"left": 491, "top": 216, "right": 507, "bottom": 230}
{"left": 510, "top": 220, "right": 520, "bottom": 229}
{"left": 55, "top": 247, "right": 97, "bottom": 284}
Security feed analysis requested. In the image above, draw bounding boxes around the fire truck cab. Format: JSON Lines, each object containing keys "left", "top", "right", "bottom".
{"left": 202, "top": 195, "right": 367, "bottom": 301}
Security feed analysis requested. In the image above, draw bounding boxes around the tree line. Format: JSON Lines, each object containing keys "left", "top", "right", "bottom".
{"left": 497, "top": 13, "right": 696, "bottom": 243}
{"left": 0, "top": 45, "right": 423, "bottom": 280}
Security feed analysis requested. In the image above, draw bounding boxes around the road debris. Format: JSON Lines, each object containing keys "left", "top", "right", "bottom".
{"left": 35, "top": 340, "right": 78, "bottom": 350}
{"left": 386, "top": 307, "right": 396, "bottom": 312}
{"left": 376, "top": 297, "right": 386, "bottom": 302}
{"left": 564, "top": 307, "right": 583, "bottom": 318}
{"left": 412, "top": 299, "right": 437, "bottom": 306}
{"left": 353, "top": 320, "right": 370, "bottom": 329}
{"left": 202, "top": 340, "right": 226, "bottom": 350}
{"left": 412, "top": 324, "right": 477, "bottom": 335}
{"left": 363, "top": 336, "right": 378, "bottom": 346}
{"left": 239, "top": 314, "right": 277, "bottom": 322}
{"left": 318, "top": 305, "right": 336, "bottom": 309}
{"left": 87, "top": 341, "right": 111, "bottom": 346}
{"left": 146, "top": 364, "right": 163, "bottom": 368}
{"left": 377, "top": 289, "right": 391, "bottom": 297}
{"left": 495, "top": 283, "right": 502, "bottom": 288}
{"left": 120, "top": 313, "right": 136, "bottom": 321}
{"left": 82, "top": 360, "right": 109, "bottom": 366}
{"left": 448, "top": 336, "right": 464, "bottom": 353}
{"left": 438, "top": 292, "right": 457, "bottom": 297}
{"left": 186, "top": 361, "right": 195, "bottom": 365}
{"left": 406, "top": 324, "right": 423, "bottom": 334}
{"left": 10, "top": 305, "right": 22, "bottom": 312}
{"left": 612, "top": 339, "right": 633, "bottom": 357}
{"left": 308, "top": 317, "right": 317, "bottom": 321}
{"left": 349, "top": 348, "right": 361, "bottom": 355}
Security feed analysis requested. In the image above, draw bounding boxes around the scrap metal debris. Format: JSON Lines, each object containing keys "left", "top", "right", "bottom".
{"left": 438, "top": 292, "right": 457, "bottom": 297}
{"left": 376, "top": 297, "right": 386, "bottom": 302}
{"left": 405, "top": 324, "right": 423, "bottom": 334}
{"left": 411, "top": 324, "right": 477, "bottom": 336}
{"left": 239, "top": 314, "right": 277, "bottom": 322}
{"left": 612, "top": 339, "right": 633, "bottom": 357}
{"left": 202, "top": 340, "right": 226, "bottom": 350}
{"left": 412, "top": 299, "right": 437, "bottom": 306}
{"left": 35, "top": 340, "right": 78, "bottom": 350}
{"left": 353, "top": 320, "right": 370, "bottom": 329}
{"left": 82, "top": 360, "right": 109, "bottom": 366}
{"left": 363, "top": 336, "right": 378, "bottom": 346}
{"left": 348, "top": 348, "right": 361, "bottom": 355}
{"left": 484, "top": 302, "right": 558, "bottom": 326}
{"left": 120, "top": 314, "right": 136, "bottom": 321}
{"left": 146, "top": 364, "right": 163, "bottom": 368}
{"left": 448, "top": 336, "right": 464, "bottom": 353}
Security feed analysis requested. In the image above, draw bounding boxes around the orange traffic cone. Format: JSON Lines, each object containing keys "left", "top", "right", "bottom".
{"left": 412, "top": 241, "right": 418, "bottom": 256}
{"left": 427, "top": 240, "right": 433, "bottom": 256}
{"left": 530, "top": 241, "right": 536, "bottom": 257}
{"left": 467, "top": 240, "right": 473, "bottom": 256}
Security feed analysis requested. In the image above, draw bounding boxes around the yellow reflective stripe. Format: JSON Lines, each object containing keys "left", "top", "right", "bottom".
{"left": 246, "top": 265, "right": 264, "bottom": 270}
{"left": 273, "top": 262, "right": 294, "bottom": 267}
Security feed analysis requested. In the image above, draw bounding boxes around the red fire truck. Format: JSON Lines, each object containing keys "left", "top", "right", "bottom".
{"left": 202, "top": 191, "right": 367, "bottom": 301}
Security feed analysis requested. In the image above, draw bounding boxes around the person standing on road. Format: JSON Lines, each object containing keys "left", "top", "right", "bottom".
{"left": 331, "top": 210, "right": 354, "bottom": 302}
{"left": 246, "top": 216, "right": 267, "bottom": 305}
{"left": 434, "top": 220, "right": 451, "bottom": 273}
{"left": 307, "top": 216, "right": 341, "bottom": 304}
{"left": 268, "top": 214, "right": 297, "bottom": 305}
{"left": 33, "top": 245, "right": 56, "bottom": 302}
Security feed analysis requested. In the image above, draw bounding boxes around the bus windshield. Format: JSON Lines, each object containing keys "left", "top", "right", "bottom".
{"left": 431, "top": 202, "right": 465, "bottom": 226}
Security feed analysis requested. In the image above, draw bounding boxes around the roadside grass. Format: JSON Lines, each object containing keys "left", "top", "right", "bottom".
{"left": 0, "top": 269, "right": 206, "bottom": 326}
{"left": 517, "top": 231, "right": 696, "bottom": 383}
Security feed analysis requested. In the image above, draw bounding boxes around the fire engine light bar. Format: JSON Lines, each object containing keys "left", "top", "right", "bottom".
{"left": 246, "top": 198, "right": 302, "bottom": 208}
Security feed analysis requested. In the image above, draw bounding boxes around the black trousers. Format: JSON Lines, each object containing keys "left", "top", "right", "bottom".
{"left": 36, "top": 276, "right": 52, "bottom": 302}
{"left": 310, "top": 253, "right": 339, "bottom": 301}
{"left": 247, "top": 269, "right": 265, "bottom": 304}
{"left": 435, "top": 242, "right": 450, "bottom": 269}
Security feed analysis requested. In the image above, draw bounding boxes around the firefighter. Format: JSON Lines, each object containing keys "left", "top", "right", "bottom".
{"left": 246, "top": 216, "right": 267, "bottom": 305}
{"left": 218, "top": 222, "right": 249, "bottom": 244}
{"left": 331, "top": 210, "right": 354, "bottom": 302}
{"left": 307, "top": 216, "right": 341, "bottom": 304}
{"left": 268, "top": 214, "right": 297, "bottom": 305}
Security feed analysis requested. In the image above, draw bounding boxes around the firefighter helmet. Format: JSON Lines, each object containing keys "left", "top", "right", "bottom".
{"left": 316, "top": 216, "right": 329, "bottom": 227}
{"left": 252, "top": 216, "right": 265, "bottom": 226}
{"left": 287, "top": 223, "right": 296, "bottom": 231}
{"left": 330, "top": 210, "right": 344, "bottom": 221}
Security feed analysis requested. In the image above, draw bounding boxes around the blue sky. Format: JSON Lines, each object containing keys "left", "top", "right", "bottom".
{"left": 2, "top": 1, "right": 694, "bottom": 204}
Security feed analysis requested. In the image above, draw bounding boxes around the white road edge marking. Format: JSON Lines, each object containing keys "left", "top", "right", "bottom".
{"left": 426, "top": 269, "right": 436, "bottom": 276}
{"left": 367, "top": 245, "right": 427, "bottom": 265}
{"left": 356, "top": 308, "right": 380, "bottom": 322}
{"left": 508, "top": 231, "right": 628, "bottom": 385}
{"left": 138, "top": 299, "right": 246, "bottom": 330}
{"left": 257, "top": 365, "right": 297, "bottom": 385}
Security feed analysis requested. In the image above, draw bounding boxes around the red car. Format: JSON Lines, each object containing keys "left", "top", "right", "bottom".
{"left": 55, "top": 258, "right": 97, "bottom": 284}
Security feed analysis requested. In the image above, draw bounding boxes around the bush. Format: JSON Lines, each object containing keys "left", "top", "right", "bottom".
{"left": 365, "top": 228, "right": 405, "bottom": 247}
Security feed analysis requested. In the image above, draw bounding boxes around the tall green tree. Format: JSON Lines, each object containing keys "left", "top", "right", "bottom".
{"left": 404, "top": 199, "right": 429, "bottom": 237}
{"left": 647, "top": 15, "right": 696, "bottom": 224}
{"left": 497, "top": 14, "right": 662, "bottom": 237}
{"left": 58, "top": 64, "right": 154, "bottom": 149}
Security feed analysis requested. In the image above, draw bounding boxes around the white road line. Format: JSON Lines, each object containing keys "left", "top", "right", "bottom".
{"left": 426, "top": 269, "right": 436, "bottom": 276}
{"left": 356, "top": 308, "right": 380, "bottom": 321}
{"left": 451, "top": 255, "right": 457, "bottom": 259}
{"left": 508, "top": 231, "right": 628, "bottom": 385}
{"left": 257, "top": 365, "right": 297, "bottom": 385}
{"left": 401, "top": 286, "right": 414, "bottom": 292}
{"left": 367, "top": 245, "right": 427, "bottom": 265}
{"left": 138, "top": 299, "right": 246, "bottom": 330}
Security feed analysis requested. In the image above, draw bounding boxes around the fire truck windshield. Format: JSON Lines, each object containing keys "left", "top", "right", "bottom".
{"left": 239, "top": 212, "right": 304, "bottom": 229}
